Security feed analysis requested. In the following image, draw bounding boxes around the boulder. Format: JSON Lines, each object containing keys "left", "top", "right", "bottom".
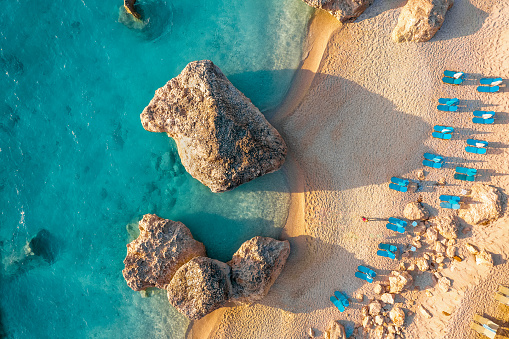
{"left": 140, "top": 60, "right": 287, "bottom": 193}
{"left": 458, "top": 184, "right": 503, "bottom": 225}
{"left": 324, "top": 321, "right": 347, "bottom": 339}
{"left": 301, "top": 0, "right": 374, "bottom": 23}
{"left": 381, "top": 293, "right": 394, "bottom": 304}
{"left": 392, "top": 0, "right": 454, "bottom": 43}
{"left": 389, "top": 271, "right": 413, "bottom": 293}
{"left": 228, "top": 236, "right": 290, "bottom": 303}
{"left": 416, "top": 257, "right": 430, "bottom": 271}
{"left": 27, "top": 229, "right": 58, "bottom": 264}
{"left": 437, "top": 276, "right": 451, "bottom": 292}
{"left": 389, "top": 306, "right": 405, "bottom": 326}
{"left": 369, "top": 300, "right": 382, "bottom": 316}
{"left": 435, "top": 215, "right": 459, "bottom": 239}
{"left": 123, "top": 214, "right": 206, "bottom": 291}
{"left": 403, "top": 201, "right": 430, "bottom": 220}
{"left": 475, "top": 249, "right": 493, "bottom": 267}
{"left": 167, "top": 257, "right": 232, "bottom": 320}
{"left": 419, "top": 305, "right": 432, "bottom": 318}
{"left": 124, "top": 0, "right": 141, "bottom": 19}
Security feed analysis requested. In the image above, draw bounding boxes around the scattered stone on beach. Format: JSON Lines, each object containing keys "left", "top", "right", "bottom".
{"left": 437, "top": 276, "right": 451, "bottom": 293}
{"left": 403, "top": 201, "right": 430, "bottom": 221}
{"left": 419, "top": 305, "right": 433, "bottom": 318}
{"left": 308, "top": 327, "right": 316, "bottom": 338}
{"left": 435, "top": 215, "right": 459, "bottom": 239}
{"left": 416, "top": 257, "right": 430, "bottom": 271}
{"left": 140, "top": 60, "right": 287, "bottom": 193}
{"left": 369, "top": 300, "right": 383, "bottom": 316}
{"left": 228, "top": 236, "right": 290, "bottom": 303}
{"left": 392, "top": 0, "right": 454, "bottom": 43}
{"left": 355, "top": 292, "right": 364, "bottom": 302}
{"left": 373, "top": 283, "right": 383, "bottom": 295}
{"left": 389, "top": 271, "right": 413, "bottom": 293}
{"left": 407, "top": 263, "right": 416, "bottom": 271}
{"left": 399, "top": 262, "right": 407, "bottom": 271}
{"left": 475, "top": 249, "right": 494, "bottom": 267}
{"left": 417, "top": 169, "right": 426, "bottom": 180}
{"left": 324, "top": 321, "right": 347, "bottom": 339}
{"left": 438, "top": 177, "right": 447, "bottom": 186}
{"left": 167, "top": 257, "right": 232, "bottom": 320}
{"left": 381, "top": 293, "right": 394, "bottom": 304}
{"left": 301, "top": 0, "right": 374, "bottom": 23}
{"left": 414, "top": 224, "right": 427, "bottom": 235}
{"left": 458, "top": 184, "right": 503, "bottom": 225}
{"left": 435, "top": 254, "right": 445, "bottom": 263}
{"left": 435, "top": 241, "right": 445, "bottom": 254}
{"left": 362, "top": 305, "right": 369, "bottom": 317}
{"left": 124, "top": 0, "right": 141, "bottom": 19}
{"left": 426, "top": 227, "right": 438, "bottom": 242}
{"left": 389, "top": 306, "right": 405, "bottom": 327}
{"left": 373, "top": 325, "right": 385, "bottom": 339}
{"left": 362, "top": 315, "right": 373, "bottom": 329}
{"left": 465, "top": 243, "right": 479, "bottom": 255}
{"left": 123, "top": 214, "right": 206, "bottom": 291}
{"left": 446, "top": 246, "right": 456, "bottom": 258}
{"left": 374, "top": 315, "right": 384, "bottom": 325}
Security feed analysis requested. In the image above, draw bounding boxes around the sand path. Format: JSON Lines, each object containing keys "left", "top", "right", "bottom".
{"left": 189, "top": 0, "right": 509, "bottom": 338}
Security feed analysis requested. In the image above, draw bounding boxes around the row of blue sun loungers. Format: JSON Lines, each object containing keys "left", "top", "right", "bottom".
{"left": 440, "top": 194, "right": 461, "bottom": 209}
{"left": 377, "top": 243, "right": 398, "bottom": 259}
{"left": 466, "top": 138, "right": 488, "bottom": 154}
{"left": 432, "top": 125, "right": 454, "bottom": 139}
{"left": 330, "top": 290, "right": 349, "bottom": 312}
{"left": 386, "top": 217, "right": 406, "bottom": 234}
{"left": 437, "top": 97, "right": 459, "bottom": 112}
{"left": 472, "top": 110, "right": 495, "bottom": 124}
{"left": 355, "top": 265, "right": 377, "bottom": 283}
{"left": 389, "top": 177, "right": 409, "bottom": 192}
{"left": 478, "top": 77, "right": 502, "bottom": 93}
{"left": 454, "top": 166, "right": 477, "bottom": 182}
{"left": 423, "top": 152, "right": 444, "bottom": 168}
{"left": 442, "top": 70, "right": 464, "bottom": 85}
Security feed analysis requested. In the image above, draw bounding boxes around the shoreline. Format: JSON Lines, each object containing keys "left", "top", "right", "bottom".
{"left": 187, "top": 1, "right": 509, "bottom": 338}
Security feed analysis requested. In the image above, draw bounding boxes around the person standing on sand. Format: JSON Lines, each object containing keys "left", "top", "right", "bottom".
{"left": 361, "top": 216, "right": 369, "bottom": 222}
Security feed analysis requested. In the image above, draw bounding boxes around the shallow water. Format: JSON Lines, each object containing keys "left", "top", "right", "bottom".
{"left": 0, "top": 0, "right": 311, "bottom": 337}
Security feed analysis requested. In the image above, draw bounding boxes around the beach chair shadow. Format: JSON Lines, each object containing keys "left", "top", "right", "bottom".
{"left": 455, "top": 127, "right": 492, "bottom": 140}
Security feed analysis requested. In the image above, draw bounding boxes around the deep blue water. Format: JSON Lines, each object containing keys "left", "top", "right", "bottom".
{"left": 0, "top": 0, "right": 311, "bottom": 337}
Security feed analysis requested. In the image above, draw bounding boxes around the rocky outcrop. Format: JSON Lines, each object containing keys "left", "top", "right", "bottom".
{"left": 435, "top": 215, "right": 459, "bottom": 239}
{"left": 301, "top": 0, "right": 374, "bottom": 23}
{"left": 458, "top": 184, "right": 503, "bottom": 225}
{"left": 403, "top": 201, "right": 430, "bottom": 220}
{"left": 140, "top": 60, "right": 287, "bottom": 193}
{"left": 389, "top": 271, "right": 413, "bottom": 293}
{"left": 167, "top": 257, "right": 232, "bottom": 320}
{"left": 26, "top": 229, "right": 58, "bottom": 264}
{"left": 392, "top": 0, "right": 454, "bottom": 43}
{"left": 124, "top": 0, "right": 141, "bottom": 19}
{"left": 228, "top": 236, "right": 290, "bottom": 303}
{"left": 123, "top": 214, "right": 206, "bottom": 291}
{"left": 324, "top": 321, "right": 347, "bottom": 339}
{"left": 389, "top": 306, "right": 405, "bottom": 327}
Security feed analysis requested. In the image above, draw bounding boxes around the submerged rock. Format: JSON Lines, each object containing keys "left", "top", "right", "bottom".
{"left": 123, "top": 214, "right": 206, "bottom": 291}
{"left": 458, "top": 184, "right": 503, "bottom": 225}
{"left": 140, "top": 60, "right": 287, "bottom": 193}
{"left": 167, "top": 257, "right": 232, "bottom": 320}
{"left": 228, "top": 236, "right": 290, "bottom": 303}
{"left": 403, "top": 201, "right": 430, "bottom": 220}
{"left": 301, "top": 0, "right": 374, "bottom": 23}
{"left": 27, "top": 229, "right": 58, "bottom": 264}
{"left": 392, "top": 0, "right": 454, "bottom": 43}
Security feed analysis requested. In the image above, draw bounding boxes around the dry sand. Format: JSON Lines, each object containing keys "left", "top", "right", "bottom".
{"left": 188, "top": 0, "right": 509, "bottom": 338}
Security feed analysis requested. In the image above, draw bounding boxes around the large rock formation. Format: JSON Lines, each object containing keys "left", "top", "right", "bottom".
{"left": 228, "top": 236, "right": 290, "bottom": 303}
{"left": 458, "top": 184, "right": 503, "bottom": 225}
{"left": 302, "top": 0, "right": 374, "bottom": 23}
{"left": 167, "top": 257, "right": 232, "bottom": 320}
{"left": 140, "top": 60, "right": 287, "bottom": 193}
{"left": 389, "top": 271, "right": 413, "bottom": 293}
{"left": 392, "top": 0, "right": 454, "bottom": 43}
{"left": 403, "top": 201, "right": 430, "bottom": 220}
{"left": 435, "top": 215, "right": 459, "bottom": 239}
{"left": 123, "top": 214, "right": 206, "bottom": 291}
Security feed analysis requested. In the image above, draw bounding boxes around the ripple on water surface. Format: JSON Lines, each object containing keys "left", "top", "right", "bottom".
{"left": 0, "top": 0, "right": 311, "bottom": 337}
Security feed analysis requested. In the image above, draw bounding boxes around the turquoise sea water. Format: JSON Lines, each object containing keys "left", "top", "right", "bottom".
{"left": 0, "top": 0, "right": 311, "bottom": 338}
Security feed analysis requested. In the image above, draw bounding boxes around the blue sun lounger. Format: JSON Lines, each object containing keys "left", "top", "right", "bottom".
{"left": 443, "top": 77, "right": 463, "bottom": 85}
{"left": 386, "top": 223, "right": 405, "bottom": 234}
{"left": 440, "top": 202, "right": 461, "bottom": 210}
{"left": 477, "top": 85, "right": 500, "bottom": 93}
{"left": 334, "top": 291, "right": 350, "bottom": 307}
{"left": 473, "top": 111, "right": 495, "bottom": 118}
{"left": 389, "top": 183, "right": 408, "bottom": 192}
{"left": 467, "top": 139, "right": 488, "bottom": 147}
{"left": 456, "top": 166, "right": 477, "bottom": 176}
{"left": 437, "top": 105, "right": 458, "bottom": 112}
{"left": 377, "top": 249, "right": 396, "bottom": 260}
{"left": 433, "top": 132, "right": 452, "bottom": 140}
{"left": 438, "top": 98, "right": 459, "bottom": 105}
{"left": 391, "top": 177, "right": 409, "bottom": 186}
{"left": 434, "top": 125, "right": 454, "bottom": 133}
{"left": 423, "top": 153, "right": 444, "bottom": 162}
{"left": 423, "top": 159, "right": 443, "bottom": 168}
{"left": 473, "top": 117, "right": 495, "bottom": 124}
{"left": 466, "top": 146, "right": 487, "bottom": 155}
{"left": 480, "top": 77, "right": 502, "bottom": 85}
{"left": 444, "top": 70, "right": 464, "bottom": 79}
{"left": 355, "top": 271, "right": 374, "bottom": 283}
{"left": 330, "top": 295, "right": 345, "bottom": 312}
{"left": 379, "top": 243, "right": 398, "bottom": 253}
{"left": 388, "top": 217, "right": 407, "bottom": 227}
{"left": 358, "top": 266, "right": 377, "bottom": 278}
{"left": 454, "top": 173, "right": 476, "bottom": 182}
{"left": 440, "top": 195, "right": 461, "bottom": 203}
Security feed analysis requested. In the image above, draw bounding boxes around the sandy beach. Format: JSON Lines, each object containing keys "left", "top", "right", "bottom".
{"left": 188, "top": 0, "right": 509, "bottom": 338}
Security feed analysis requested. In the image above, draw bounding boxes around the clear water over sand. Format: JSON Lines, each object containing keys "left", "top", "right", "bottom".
{"left": 0, "top": 0, "right": 311, "bottom": 337}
